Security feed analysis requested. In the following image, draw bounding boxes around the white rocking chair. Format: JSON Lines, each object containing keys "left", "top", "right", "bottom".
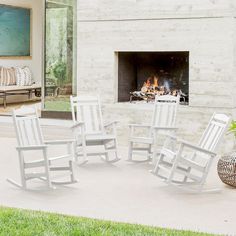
{"left": 7, "top": 107, "right": 77, "bottom": 190}
{"left": 152, "top": 113, "right": 230, "bottom": 192}
{"left": 128, "top": 95, "right": 180, "bottom": 162}
{"left": 70, "top": 95, "right": 120, "bottom": 165}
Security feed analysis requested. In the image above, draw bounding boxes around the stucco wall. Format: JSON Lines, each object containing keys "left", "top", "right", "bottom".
{"left": 77, "top": 0, "right": 235, "bottom": 151}
{"left": 77, "top": 17, "right": 234, "bottom": 108}
{"left": 77, "top": 0, "right": 235, "bottom": 21}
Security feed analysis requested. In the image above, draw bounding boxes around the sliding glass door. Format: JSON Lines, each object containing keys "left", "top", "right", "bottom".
{"left": 43, "top": 0, "right": 77, "bottom": 116}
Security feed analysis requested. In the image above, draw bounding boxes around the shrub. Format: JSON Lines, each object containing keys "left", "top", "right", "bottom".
{"left": 53, "top": 61, "right": 67, "bottom": 87}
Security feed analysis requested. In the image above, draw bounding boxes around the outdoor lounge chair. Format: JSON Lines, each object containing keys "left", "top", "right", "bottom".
{"left": 70, "top": 95, "right": 120, "bottom": 165}
{"left": 128, "top": 95, "right": 180, "bottom": 162}
{"left": 7, "top": 107, "right": 77, "bottom": 190}
{"left": 151, "top": 113, "right": 230, "bottom": 192}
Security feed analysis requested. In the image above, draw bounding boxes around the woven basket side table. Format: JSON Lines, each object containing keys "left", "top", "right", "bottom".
{"left": 217, "top": 153, "right": 236, "bottom": 188}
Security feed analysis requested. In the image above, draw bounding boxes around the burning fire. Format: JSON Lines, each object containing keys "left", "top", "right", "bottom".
{"left": 130, "top": 75, "right": 188, "bottom": 103}
{"left": 141, "top": 76, "right": 164, "bottom": 94}
{"left": 140, "top": 75, "right": 178, "bottom": 96}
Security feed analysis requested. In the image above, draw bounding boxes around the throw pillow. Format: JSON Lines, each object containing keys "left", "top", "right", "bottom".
{"left": 16, "top": 67, "right": 33, "bottom": 86}
{"left": 0, "top": 67, "right": 17, "bottom": 86}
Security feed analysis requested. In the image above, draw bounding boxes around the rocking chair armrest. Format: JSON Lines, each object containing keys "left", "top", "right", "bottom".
{"left": 44, "top": 139, "right": 76, "bottom": 145}
{"left": 164, "top": 134, "right": 216, "bottom": 156}
{"left": 180, "top": 141, "right": 217, "bottom": 156}
{"left": 129, "top": 124, "right": 151, "bottom": 128}
{"left": 70, "top": 122, "right": 85, "bottom": 130}
{"left": 104, "top": 121, "right": 119, "bottom": 128}
{"left": 16, "top": 145, "right": 47, "bottom": 151}
{"left": 153, "top": 126, "right": 178, "bottom": 131}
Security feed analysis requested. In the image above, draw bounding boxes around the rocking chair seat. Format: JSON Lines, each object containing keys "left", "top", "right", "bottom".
{"left": 129, "top": 136, "right": 153, "bottom": 144}
{"left": 85, "top": 134, "right": 116, "bottom": 142}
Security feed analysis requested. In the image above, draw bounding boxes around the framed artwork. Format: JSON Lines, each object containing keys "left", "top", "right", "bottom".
{"left": 0, "top": 4, "right": 31, "bottom": 58}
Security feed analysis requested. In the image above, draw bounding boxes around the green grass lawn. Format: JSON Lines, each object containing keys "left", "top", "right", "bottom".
{"left": 0, "top": 207, "right": 217, "bottom": 236}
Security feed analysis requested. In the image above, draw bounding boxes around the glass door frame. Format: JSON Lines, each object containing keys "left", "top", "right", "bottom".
{"left": 41, "top": 0, "right": 77, "bottom": 119}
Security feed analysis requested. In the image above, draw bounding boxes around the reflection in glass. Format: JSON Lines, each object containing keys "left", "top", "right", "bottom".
{"left": 44, "top": 0, "right": 77, "bottom": 112}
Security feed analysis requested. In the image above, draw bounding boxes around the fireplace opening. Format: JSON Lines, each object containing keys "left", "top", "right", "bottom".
{"left": 118, "top": 52, "right": 189, "bottom": 105}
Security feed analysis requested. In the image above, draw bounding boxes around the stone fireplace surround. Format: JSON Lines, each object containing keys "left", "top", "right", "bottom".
{"left": 118, "top": 51, "right": 189, "bottom": 103}
{"left": 77, "top": 1, "right": 236, "bottom": 152}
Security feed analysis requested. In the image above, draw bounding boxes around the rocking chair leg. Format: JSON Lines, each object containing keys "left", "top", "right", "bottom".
{"left": 104, "top": 143, "right": 109, "bottom": 161}
{"left": 7, "top": 178, "right": 24, "bottom": 189}
{"left": 166, "top": 182, "right": 221, "bottom": 193}
{"left": 166, "top": 158, "right": 180, "bottom": 184}
{"left": 152, "top": 148, "right": 158, "bottom": 165}
{"left": 75, "top": 155, "right": 89, "bottom": 166}
{"left": 82, "top": 144, "right": 88, "bottom": 163}
{"left": 18, "top": 150, "right": 27, "bottom": 189}
{"left": 75, "top": 145, "right": 88, "bottom": 166}
{"left": 74, "top": 130, "right": 88, "bottom": 165}
{"left": 113, "top": 139, "right": 120, "bottom": 161}
{"left": 43, "top": 149, "right": 52, "bottom": 189}
{"left": 127, "top": 142, "right": 133, "bottom": 161}
{"left": 101, "top": 140, "right": 120, "bottom": 163}
{"left": 67, "top": 143, "right": 77, "bottom": 183}
{"left": 69, "top": 142, "right": 76, "bottom": 162}
{"left": 151, "top": 153, "right": 163, "bottom": 175}
{"left": 183, "top": 167, "right": 191, "bottom": 183}
{"left": 147, "top": 144, "right": 152, "bottom": 160}
{"left": 69, "top": 161, "right": 76, "bottom": 183}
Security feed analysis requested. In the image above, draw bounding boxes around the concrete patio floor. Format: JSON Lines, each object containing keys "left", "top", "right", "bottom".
{"left": 0, "top": 136, "right": 236, "bottom": 235}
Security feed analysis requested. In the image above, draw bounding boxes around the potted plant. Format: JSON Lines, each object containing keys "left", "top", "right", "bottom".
{"left": 228, "top": 120, "right": 236, "bottom": 138}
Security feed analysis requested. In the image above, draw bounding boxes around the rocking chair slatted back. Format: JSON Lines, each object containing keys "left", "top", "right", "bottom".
{"left": 70, "top": 95, "right": 104, "bottom": 135}
{"left": 198, "top": 113, "right": 230, "bottom": 152}
{"left": 13, "top": 107, "right": 44, "bottom": 147}
{"left": 151, "top": 95, "right": 180, "bottom": 129}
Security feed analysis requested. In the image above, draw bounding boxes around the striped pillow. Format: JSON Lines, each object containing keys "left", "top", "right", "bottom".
{"left": 0, "top": 67, "right": 17, "bottom": 86}
{"left": 16, "top": 67, "right": 33, "bottom": 86}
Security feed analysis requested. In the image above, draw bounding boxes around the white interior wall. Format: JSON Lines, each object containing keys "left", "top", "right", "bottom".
{"left": 0, "top": 0, "right": 44, "bottom": 83}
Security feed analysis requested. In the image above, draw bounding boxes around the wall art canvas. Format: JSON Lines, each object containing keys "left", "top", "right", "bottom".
{"left": 0, "top": 5, "right": 31, "bottom": 57}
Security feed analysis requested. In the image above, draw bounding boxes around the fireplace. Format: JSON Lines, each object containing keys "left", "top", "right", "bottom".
{"left": 118, "top": 52, "right": 189, "bottom": 104}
